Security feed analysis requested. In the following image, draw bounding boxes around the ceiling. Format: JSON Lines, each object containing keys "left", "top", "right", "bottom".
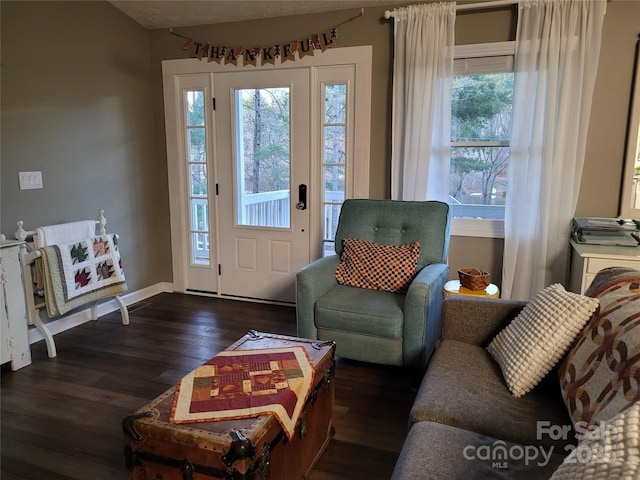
{"left": 108, "top": 0, "right": 413, "bottom": 30}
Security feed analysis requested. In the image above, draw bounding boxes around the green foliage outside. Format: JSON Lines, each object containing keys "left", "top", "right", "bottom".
{"left": 451, "top": 73, "right": 514, "bottom": 205}
{"left": 187, "top": 91, "right": 207, "bottom": 196}
{"left": 324, "top": 84, "right": 347, "bottom": 198}
{"left": 242, "top": 88, "right": 290, "bottom": 194}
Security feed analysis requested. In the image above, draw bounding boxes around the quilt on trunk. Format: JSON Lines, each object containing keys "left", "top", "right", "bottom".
{"left": 170, "top": 347, "right": 315, "bottom": 440}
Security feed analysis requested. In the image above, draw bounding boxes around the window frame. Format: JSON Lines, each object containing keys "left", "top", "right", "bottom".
{"left": 450, "top": 41, "right": 516, "bottom": 239}
{"left": 312, "top": 61, "right": 370, "bottom": 258}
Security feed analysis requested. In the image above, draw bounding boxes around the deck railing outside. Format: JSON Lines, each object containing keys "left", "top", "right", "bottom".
{"left": 240, "top": 189, "right": 290, "bottom": 227}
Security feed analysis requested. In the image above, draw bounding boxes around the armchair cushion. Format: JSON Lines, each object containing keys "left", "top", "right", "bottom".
{"left": 335, "top": 238, "right": 420, "bottom": 293}
{"left": 315, "top": 284, "right": 404, "bottom": 338}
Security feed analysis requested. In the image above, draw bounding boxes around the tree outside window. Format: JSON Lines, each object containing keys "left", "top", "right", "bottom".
{"left": 450, "top": 67, "right": 514, "bottom": 220}
{"left": 240, "top": 88, "right": 290, "bottom": 195}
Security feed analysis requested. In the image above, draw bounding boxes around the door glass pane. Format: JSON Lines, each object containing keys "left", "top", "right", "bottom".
{"left": 188, "top": 128, "right": 206, "bottom": 162}
{"left": 190, "top": 164, "right": 208, "bottom": 196}
{"left": 324, "top": 126, "right": 345, "bottom": 164}
{"left": 185, "top": 88, "right": 210, "bottom": 266}
{"left": 187, "top": 91, "right": 205, "bottom": 126}
{"left": 234, "top": 87, "right": 291, "bottom": 228}
{"left": 324, "top": 84, "right": 346, "bottom": 123}
{"left": 192, "top": 233, "right": 209, "bottom": 265}
{"left": 191, "top": 199, "right": 209, "bottom": 231}
{"left": 322, "top": 83, "right": 347, "bottom": 256}
{"left": 324, "top": 166, "right": 345, "bottom": 202}
{"left": 324, "top": 204, "right": 341, "bottom": 242}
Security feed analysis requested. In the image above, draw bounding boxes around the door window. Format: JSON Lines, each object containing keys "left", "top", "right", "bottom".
{"left": 234, "top": 87, "right": 291, "bottom": 229}
{"left": 162, "top": 46, "right": 372, "bottom": 297}
{"left": 185, "top": 89, "right": 211, "bottom": 265}
{"left": 322, "top": 83, "right": 347, "bottom": 256}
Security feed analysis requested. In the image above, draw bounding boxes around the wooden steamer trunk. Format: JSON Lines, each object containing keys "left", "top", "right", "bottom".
{"left": 123, "top": 332, "right": 336, "bottom": 480}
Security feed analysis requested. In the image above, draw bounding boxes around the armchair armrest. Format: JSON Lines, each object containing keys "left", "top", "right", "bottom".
{"left": 295, "top": 255, "right": 340, "bottom": 340}
{"left": 403, "top": 262, "right": 449, "bottom": 368}
{"left": 441, "top": 296, "right": 527, "bottom": 346}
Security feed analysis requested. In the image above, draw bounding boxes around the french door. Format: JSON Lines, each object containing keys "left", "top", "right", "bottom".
{"left": 163, "top": 47, "right": 372, "bottom": 304}
{"left": 215, "top": 69, "right": 310, "bottom": 302}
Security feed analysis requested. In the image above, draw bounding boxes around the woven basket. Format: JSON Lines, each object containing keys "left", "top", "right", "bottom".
{"left": 458, "top": 268, "right": 490, "bottom": 291}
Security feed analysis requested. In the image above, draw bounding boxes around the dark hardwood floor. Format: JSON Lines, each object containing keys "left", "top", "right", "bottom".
{"left": 1, "top": 293, "right": 417, "bottom": 479}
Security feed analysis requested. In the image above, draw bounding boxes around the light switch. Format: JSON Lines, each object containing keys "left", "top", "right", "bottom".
{"left": 18, "top": 171, "right": 43, "bottom": 190}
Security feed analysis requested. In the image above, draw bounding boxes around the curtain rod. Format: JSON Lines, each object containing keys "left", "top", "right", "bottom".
{"left": 384, "top": 0, "right": 517, "bottom": 19}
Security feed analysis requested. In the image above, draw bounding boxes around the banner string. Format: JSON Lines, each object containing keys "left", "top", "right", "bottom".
{"left": 334, "top": 8, "right": 365, "bottom": 28}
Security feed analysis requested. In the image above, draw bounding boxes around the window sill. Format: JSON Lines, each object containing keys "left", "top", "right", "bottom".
{"left": 451, "top": 218, "right": 504, "bottom": 239}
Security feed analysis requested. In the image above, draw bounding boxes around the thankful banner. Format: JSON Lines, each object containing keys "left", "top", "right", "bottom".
{"left": 177, "top": 28, "right": 338, "bottom": 67}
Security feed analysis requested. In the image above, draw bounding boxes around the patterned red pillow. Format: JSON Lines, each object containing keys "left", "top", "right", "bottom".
{"left": 335, "top": 238, "right": 420, "bottom": 293}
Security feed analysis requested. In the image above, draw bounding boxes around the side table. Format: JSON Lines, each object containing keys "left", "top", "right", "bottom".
{"left": 443, "top": 279, "right": 500, "bottom": 298}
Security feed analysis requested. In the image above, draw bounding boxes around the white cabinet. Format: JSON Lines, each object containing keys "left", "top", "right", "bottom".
{"left": 1, "top": 240, "right": 32, "bottom": 370}
{"left": 569, "top": 239, "right": 640, "bottom": 294}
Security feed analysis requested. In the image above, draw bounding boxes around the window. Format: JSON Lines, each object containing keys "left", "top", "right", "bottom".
{"left": 234, "top": 87, "right": 291, "bottom": 229}
{"left": 314, "top": 62, "right": 365, "bottom": 259}
{"left": 185, "top": 89, "right": 211, "bottom": 265}
{"left": 322, "top": 83, "right": 347, "bottom": 256}
{"left": 449, "top": 42, "right": 515, "bottom": 238}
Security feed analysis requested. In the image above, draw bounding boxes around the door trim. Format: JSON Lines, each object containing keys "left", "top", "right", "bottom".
{"left": 162, "top": 47, "right": 371, "bottom": 300}
{"left": 214, "top": 69, "right": 310, "bottom": 303}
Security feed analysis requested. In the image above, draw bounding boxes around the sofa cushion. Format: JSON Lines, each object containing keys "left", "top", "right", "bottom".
{"left": 411, "top": 340, "right": 574, "bottom": 451}
{"left": 558, "top": 267, "right": 640, "bottom": 428}
{"left": 335, "top": 238, "right": 420, "bottom": 293}
{"left": 315, "top": 284, "right": 404, "bottom": 338}
{"left": 487, "top": 284, "right": 599, "bottom": 397}
{"left": 549, "top": 402, "right": 640, "bottom": 480}
{"left": 391, "top": 421, "right": 566, "bottom": 480}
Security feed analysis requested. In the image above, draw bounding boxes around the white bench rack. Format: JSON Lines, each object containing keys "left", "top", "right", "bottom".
{"left": 15, "top": 210, "right": 129, "bottom": 358}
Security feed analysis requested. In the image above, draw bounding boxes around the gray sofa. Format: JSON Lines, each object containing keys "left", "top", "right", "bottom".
{"left": 392, "top": 266, "right": 640, "bottom": 479}
{"left": 390, "top": 296, "right": 574, "bottom": 479}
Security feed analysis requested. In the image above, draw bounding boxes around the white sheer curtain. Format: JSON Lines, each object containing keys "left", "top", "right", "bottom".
{"left": 502, "top": 0, "right": 606, "bottom": 300}
{"left": 390, "top": 2, "right": 456, "bottom": 201}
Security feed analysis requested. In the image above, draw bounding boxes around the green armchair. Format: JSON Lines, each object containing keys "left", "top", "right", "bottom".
{"left": 296, "top": 199, "right": 452, "bottom": 369}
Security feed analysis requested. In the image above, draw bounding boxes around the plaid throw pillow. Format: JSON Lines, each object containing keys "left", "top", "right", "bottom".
{"left": 335, "top": 238, "right": 420, "bottom": 293}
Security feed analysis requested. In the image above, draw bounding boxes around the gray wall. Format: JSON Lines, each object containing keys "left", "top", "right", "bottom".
{"left": 2, "top": 0, "right": 639, "bottom": 295}
{"left": 1, "top": 1, "right": 171, "bottom": 292}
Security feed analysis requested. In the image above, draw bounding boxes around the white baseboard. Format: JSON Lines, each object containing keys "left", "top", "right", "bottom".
{"left": 27, "top": 282, "right": 174, "bottom": 345}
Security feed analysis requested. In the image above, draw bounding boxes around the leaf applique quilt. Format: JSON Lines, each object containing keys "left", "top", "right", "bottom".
{"left": 37, "top": 234, "right": 127, "bottom": 316}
